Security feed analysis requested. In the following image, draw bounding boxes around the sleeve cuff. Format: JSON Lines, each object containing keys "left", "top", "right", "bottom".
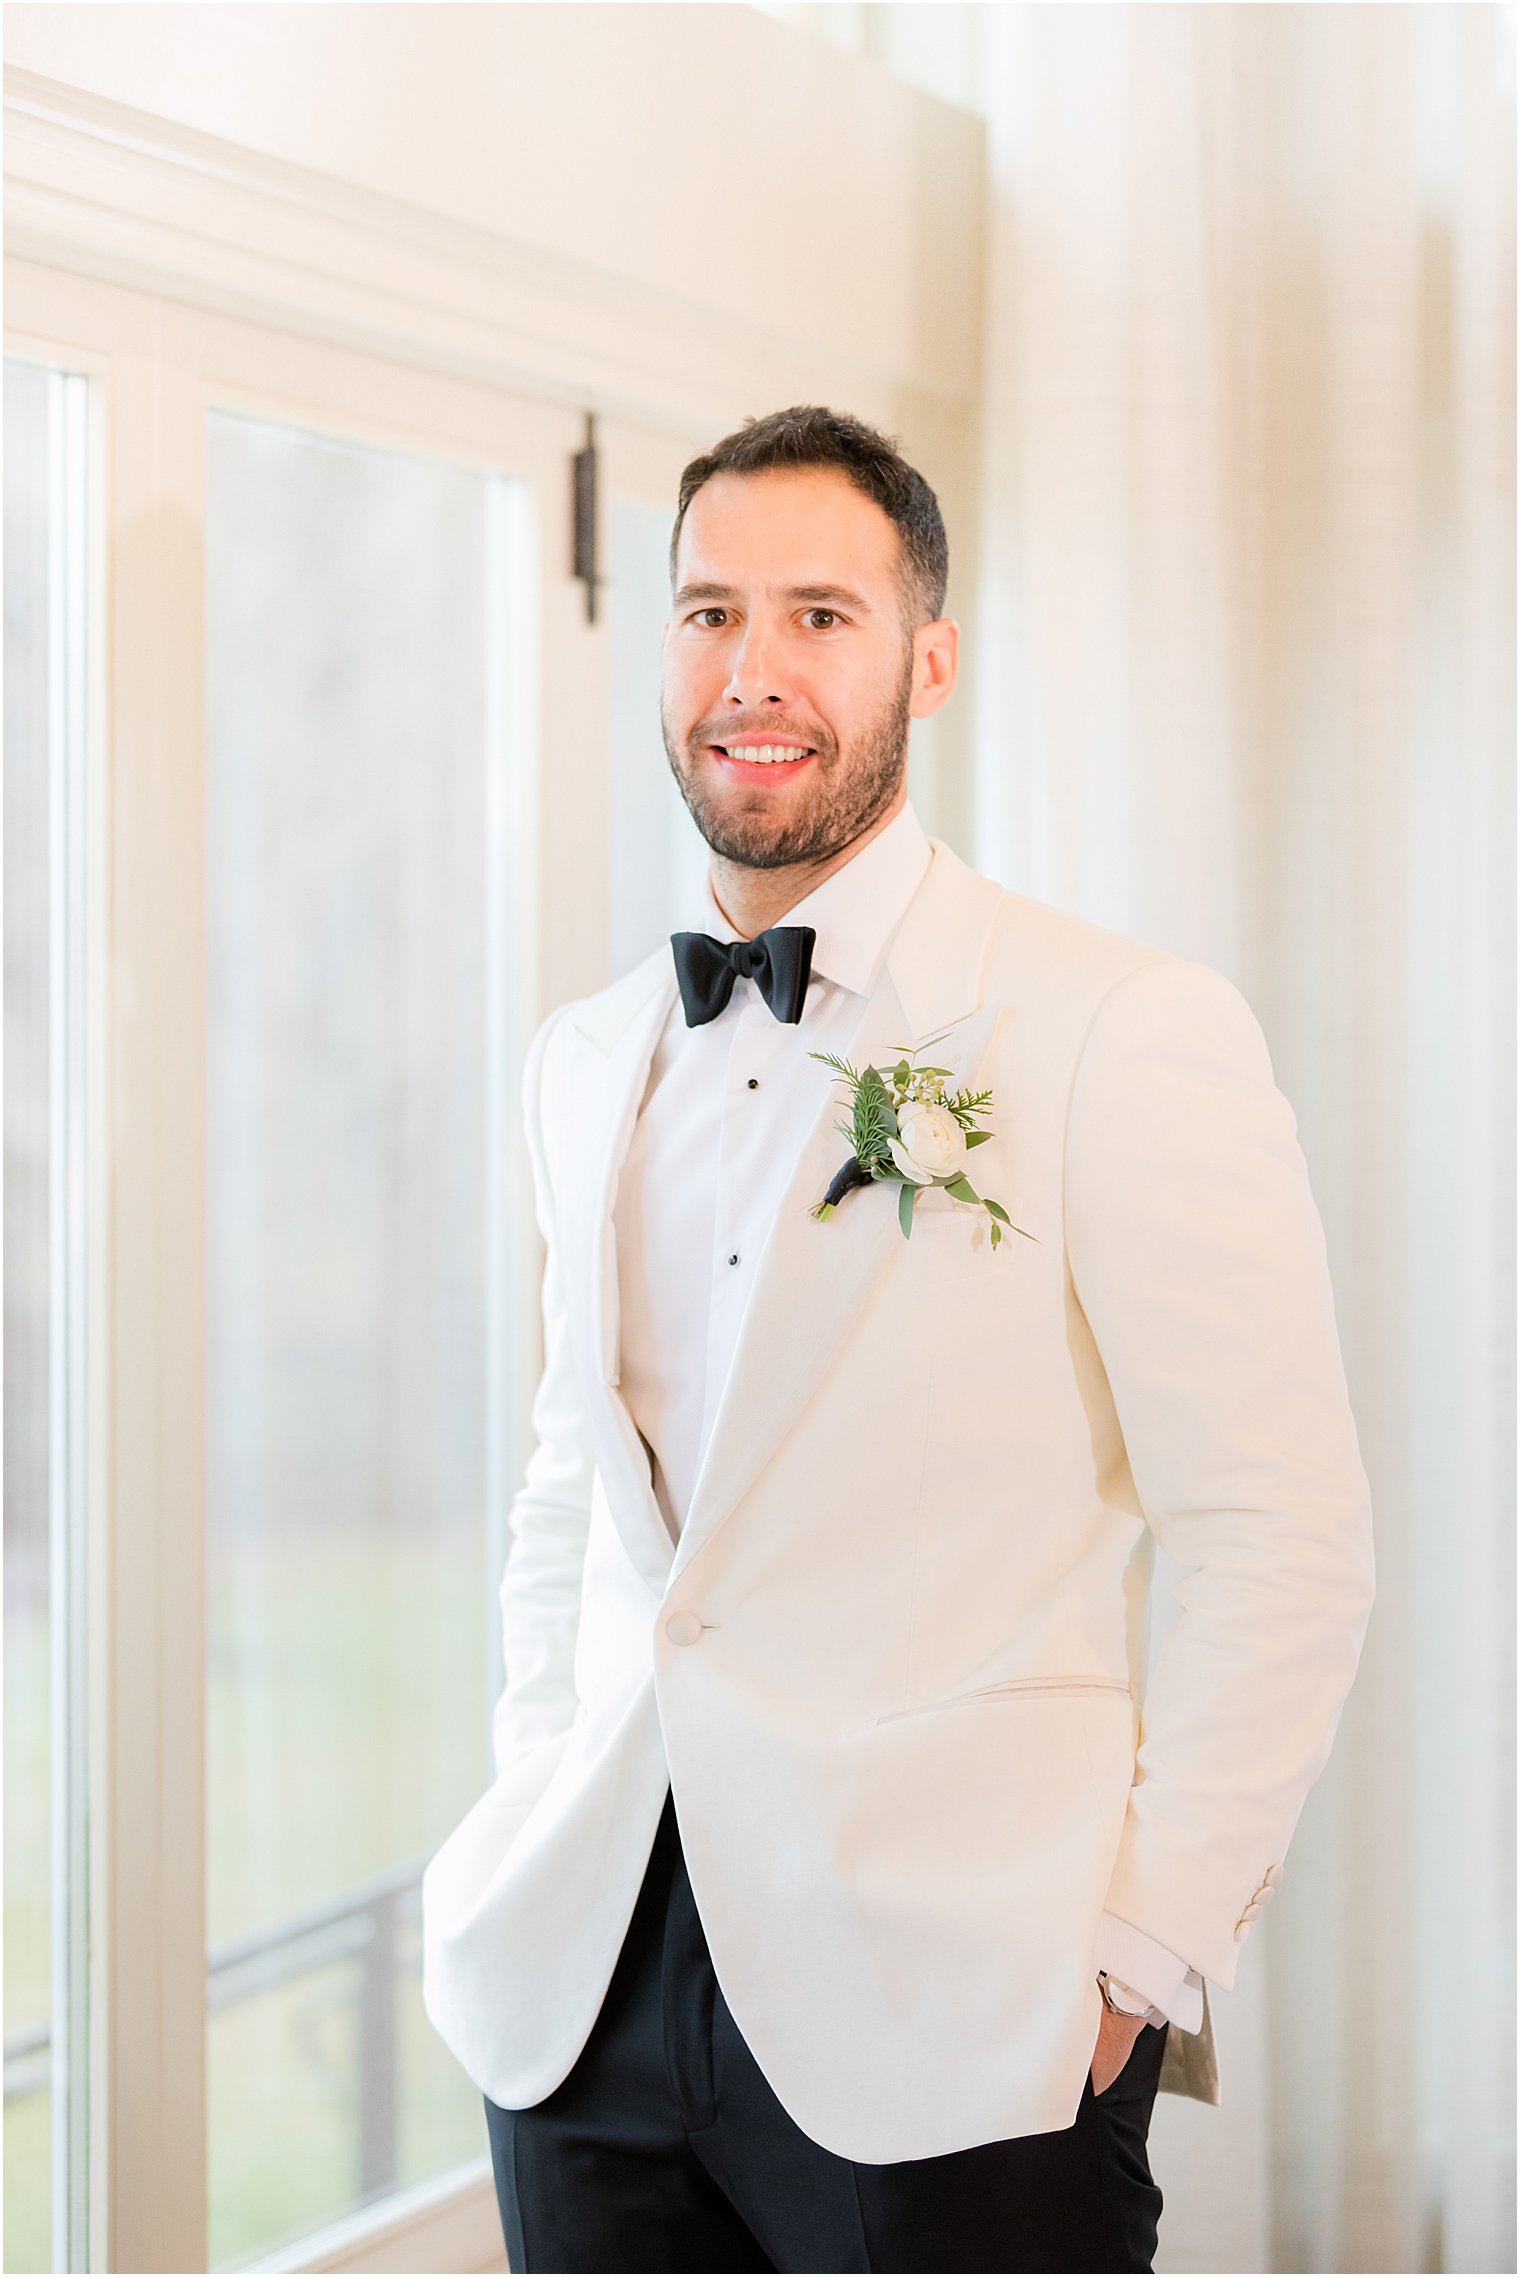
{"left": 1097, "top": 1910, "right": 1205, "bottom": 2032}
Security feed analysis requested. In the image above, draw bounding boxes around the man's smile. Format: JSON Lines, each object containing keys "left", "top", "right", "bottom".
{"left": 706, "top": 739, "right": 818, "bottom": 784}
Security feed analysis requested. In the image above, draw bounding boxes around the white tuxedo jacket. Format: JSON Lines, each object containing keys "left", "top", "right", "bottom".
{"left": 421, "top": 836, "right": 1375, "bottom": 2163}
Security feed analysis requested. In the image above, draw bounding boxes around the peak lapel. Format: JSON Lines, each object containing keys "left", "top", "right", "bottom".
{"left": 557, "top": 957, "right": 681, "bottom": 1594}
{"left": 669, "top": 841, "right": 1005, "bottom": 1586}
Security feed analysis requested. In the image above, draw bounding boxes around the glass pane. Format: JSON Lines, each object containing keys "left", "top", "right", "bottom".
{"left": 4, "top": 357, "right": 91, "bottom": 2277}
{"left": 204, "top": 413, "right": 524, "bottom": 2268}
{"left": 607, "top": 494, "right": 709, "bottom": 972}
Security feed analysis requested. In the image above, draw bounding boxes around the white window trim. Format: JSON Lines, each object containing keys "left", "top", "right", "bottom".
{"left": 2, "top": 259, "right": 624, "bottom": 2276}
{"left": 3, "top": 64, "right": 960, "bottom": 441}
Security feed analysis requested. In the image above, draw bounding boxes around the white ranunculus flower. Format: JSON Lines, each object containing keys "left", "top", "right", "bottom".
{"left": 888, "top": 1102, "right": 968, "bottom": 1185}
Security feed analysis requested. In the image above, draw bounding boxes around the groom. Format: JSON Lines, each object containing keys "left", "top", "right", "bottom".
{"left": 421, "top": 406, "right": 1375, "bottom": 2272}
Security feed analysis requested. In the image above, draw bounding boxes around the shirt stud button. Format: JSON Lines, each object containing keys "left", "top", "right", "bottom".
{"left": 747, "top": 1077, "right": 759, "bottom": 1089}
{"left": 727, "top": 1252, "right": 740, "bottom": 1267}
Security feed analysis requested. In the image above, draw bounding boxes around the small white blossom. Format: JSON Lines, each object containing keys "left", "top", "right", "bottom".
{"left": 889, "top": 1102, "right": 968, "bottom": 1184}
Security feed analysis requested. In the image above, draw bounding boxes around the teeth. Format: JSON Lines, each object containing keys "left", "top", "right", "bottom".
{"left": 727, "top": 745, "right": 809, "bottom": 764}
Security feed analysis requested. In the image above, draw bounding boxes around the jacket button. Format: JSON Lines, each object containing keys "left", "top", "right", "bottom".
{"left": 665, "top": 1610, "right": 704, "bottom": 1646}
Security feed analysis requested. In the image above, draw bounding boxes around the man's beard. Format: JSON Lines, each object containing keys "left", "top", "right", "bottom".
{"left": 661, "top": 656, "right": 914, "bottom": 872}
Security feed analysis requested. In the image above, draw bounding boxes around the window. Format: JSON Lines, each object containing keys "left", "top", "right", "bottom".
{"left": 203, "top": 411, "right": 527, "bottom": 2267}
{"left": 5, "top": 256, "right": 661, "bottom": 2271}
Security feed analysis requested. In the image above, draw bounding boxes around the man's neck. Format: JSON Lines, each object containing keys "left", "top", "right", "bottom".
{"left": 708, "top": 785, "right": 908, "bottom": 938}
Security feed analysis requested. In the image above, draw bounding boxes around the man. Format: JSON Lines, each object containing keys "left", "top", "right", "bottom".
{"left": 421, "top": 407, "right": 1375, "bottom": 2272}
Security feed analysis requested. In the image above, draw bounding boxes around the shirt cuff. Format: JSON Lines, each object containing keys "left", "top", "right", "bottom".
{"left": 1097, "top": 1910, "right": 1205, "bottom": 2032}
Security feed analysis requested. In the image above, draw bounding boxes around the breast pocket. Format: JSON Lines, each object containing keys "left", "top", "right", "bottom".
{"left": 910, "top": 1184, "right": 975, "bottom": 1217}
{"left": 902, "top": 1190, "right": 1000, "bottom": 1264}
{"left": 874, "top": 1674, "right": 1133, "bottom": 1725}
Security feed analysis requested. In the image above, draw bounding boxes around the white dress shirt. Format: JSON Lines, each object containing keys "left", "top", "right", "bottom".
{"left": 611, "top": 798, "right": 1204, "bottom": 2033}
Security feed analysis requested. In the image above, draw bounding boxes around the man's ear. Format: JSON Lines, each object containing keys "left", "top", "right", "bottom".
{"left": 910, "top": 618, "right": 960, "bottom": 719}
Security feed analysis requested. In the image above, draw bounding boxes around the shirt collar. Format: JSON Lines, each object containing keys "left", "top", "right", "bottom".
{"left": 692, "top": 798, "right": 932, "bottom": 999}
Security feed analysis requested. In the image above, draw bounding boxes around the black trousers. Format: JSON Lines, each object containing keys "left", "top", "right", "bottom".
{"left": 484, "top": 1786, "right": 1167, "bottom": 2273}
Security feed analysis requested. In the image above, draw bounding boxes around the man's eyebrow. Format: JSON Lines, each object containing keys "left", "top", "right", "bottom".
{"left": 672, "top": 581, "right": 874, "bottom": 613}
{"left": 790, "top": 584, "right": 873, "bottom": 612}
{"left": 672, "top": 582, "right": 741, "bottom": 607}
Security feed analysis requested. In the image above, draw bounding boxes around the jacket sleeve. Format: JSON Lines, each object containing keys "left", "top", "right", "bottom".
{"left": 1064, "top": 955, "right": 1375, "bottom": 1990}
{"left": 491, "top": 1005, "right": 596, "bottom": 1786}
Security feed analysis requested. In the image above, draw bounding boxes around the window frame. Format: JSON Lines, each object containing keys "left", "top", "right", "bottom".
{"left": 3, "top": 256, "right": 664, "bottom": 2276}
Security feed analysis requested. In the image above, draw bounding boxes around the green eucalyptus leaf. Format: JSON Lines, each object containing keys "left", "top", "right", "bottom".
{"left": 898, "top": 1181, "right": 917, "bottom": 1239}
{"left": 964, "top": 1129, "right": 993, "bottom": 1148}
{"left": 983, "top": 1198, "right": 1012, "bottom": 1224}
{"left": 944, "top": 1175, "right": 981, "bottom": 1206}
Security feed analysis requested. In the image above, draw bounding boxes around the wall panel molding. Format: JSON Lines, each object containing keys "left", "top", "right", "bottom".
{"left": 4, "top": 65, "right": 980, "bottom": 437}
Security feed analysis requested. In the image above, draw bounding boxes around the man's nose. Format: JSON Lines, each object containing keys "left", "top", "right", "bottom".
{"left": 722, "top": 623, "right": 793, "bottom": 709}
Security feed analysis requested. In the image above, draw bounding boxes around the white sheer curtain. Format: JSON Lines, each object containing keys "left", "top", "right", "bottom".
{"left": 971, "top": 8, "right": 1515, "bottom": 2272}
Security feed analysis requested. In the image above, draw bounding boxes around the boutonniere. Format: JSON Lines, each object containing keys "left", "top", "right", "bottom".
{"left": 807, "top": 1037, "right": 1037, "bottom": 1250}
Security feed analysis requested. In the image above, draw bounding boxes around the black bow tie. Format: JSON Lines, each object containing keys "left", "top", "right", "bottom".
{"left": 670, "top": 925, "right": 817, "bottom": 1027}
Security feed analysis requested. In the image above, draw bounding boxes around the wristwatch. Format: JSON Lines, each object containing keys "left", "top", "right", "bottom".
{"left": 1097, "top": 1970, "right": 1164, "bottom": 2023}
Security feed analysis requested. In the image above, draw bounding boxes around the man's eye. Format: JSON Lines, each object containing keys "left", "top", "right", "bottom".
{"left": 806, "top": 609, "right": 840, "bottom": 629}
{"left": 694, "top": 607, "right": 729, "bottom": 628}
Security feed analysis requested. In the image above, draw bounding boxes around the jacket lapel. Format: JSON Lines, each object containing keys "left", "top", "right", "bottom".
{"left": 557, "top": 952, "right": 683, "bottom": 1594}
{"left": 669, "top": 841, "right": 1005, "bottom": 1586}
{"left": 552, "top": 840, "right": 1006, "bottom": 1599}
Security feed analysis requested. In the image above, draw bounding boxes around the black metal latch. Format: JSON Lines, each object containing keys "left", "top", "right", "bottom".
{"left": 571, "top": 411, "right": 602, "bottom": 624}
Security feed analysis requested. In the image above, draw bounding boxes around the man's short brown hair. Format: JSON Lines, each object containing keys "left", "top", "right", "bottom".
{"left": 669, "top": 405, "right": 949, "bottom": 630}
